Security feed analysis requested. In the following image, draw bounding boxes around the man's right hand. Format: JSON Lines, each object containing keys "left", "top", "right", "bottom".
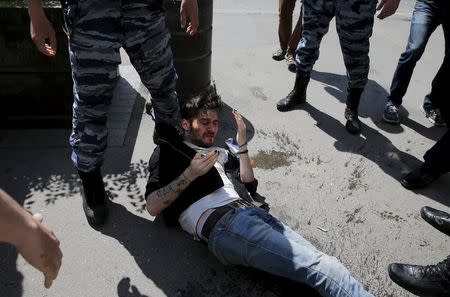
{"left": 28, "top": 5, "right": 57, "bottom": 56}
{"left": 185, "top": 151, "right": 219, "bottom": 180}
{"left": 16, "top": 213, "right": 62, "bottom": 288}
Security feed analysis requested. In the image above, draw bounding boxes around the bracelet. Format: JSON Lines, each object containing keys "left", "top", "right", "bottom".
{"left": 237, "top": 149, "right": 248, "bottom": 155}
{"left": 239, "top": 141, "right": 248, "bottom": 148}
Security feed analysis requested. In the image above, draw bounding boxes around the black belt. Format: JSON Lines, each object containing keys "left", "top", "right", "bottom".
{"left": 201, "top": 200, "right": 252, "bottom": 241}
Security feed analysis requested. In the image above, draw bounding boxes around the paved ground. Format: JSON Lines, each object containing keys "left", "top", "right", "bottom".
{"left": 1, "top": 1, "right": 449, "bottom": 296}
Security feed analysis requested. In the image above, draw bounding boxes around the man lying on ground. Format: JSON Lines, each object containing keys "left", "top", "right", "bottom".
{"left": 145, "top": 91, "right": 373, "bottom": 297}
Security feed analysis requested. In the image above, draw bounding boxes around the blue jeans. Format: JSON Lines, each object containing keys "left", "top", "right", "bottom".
{"left": 388, "top": 0, "right": 448, "bottom": 108}
{"left": 208, "top": 207, "right": 373, "bottom": 297}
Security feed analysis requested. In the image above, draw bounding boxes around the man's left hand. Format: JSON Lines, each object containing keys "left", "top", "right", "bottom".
{"left": 232, "top": 109, "right": 247, "bottom": 147}
{"left": 180, "top": 0, "right": 199, "bottom": 36}
{"left": 376, "top": 0, "right": 401, "bottom": 20}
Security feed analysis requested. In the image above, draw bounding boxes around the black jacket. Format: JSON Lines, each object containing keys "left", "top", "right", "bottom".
{"left": 145, "top": 141, "right": 259, "bottom": 226}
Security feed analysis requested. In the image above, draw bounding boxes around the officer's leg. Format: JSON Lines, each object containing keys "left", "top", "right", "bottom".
{"left": 122, "top": 1, "right": 179, "bottom": 127}
{"left": 295, "top": 0, "right": 335, "bottom": 75}
{"left": 276, "top": 0, "right": 334, "bottom": 112}
{"left": 66, "top": 0, "right": 123, "bottom": 226}
{"left": 335, "top": 0, "right": 377, "bottom": 134}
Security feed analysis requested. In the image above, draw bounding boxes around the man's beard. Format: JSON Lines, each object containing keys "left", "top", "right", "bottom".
{"left": 190, "top": 135, "right": 214, "bottom": 148}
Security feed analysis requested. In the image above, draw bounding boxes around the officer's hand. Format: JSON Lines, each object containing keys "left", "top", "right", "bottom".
{"left": 180, "top": 0, "right": 199, "bottom": 36}
{"left": 186, "top": 151, "right": 219, "bottom": 180}
{"left": 376, "top": 0, "right": 400, "bottom": 20}
{"left": 16, "top": 213, "right": 62, "bottom": 288}
{"left": 29, "top": 9, "right": 57, "bottom": 56}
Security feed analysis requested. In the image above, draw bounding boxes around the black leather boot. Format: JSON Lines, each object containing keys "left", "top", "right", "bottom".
{"left": 388, "top": 257, "right": 450, "bottom": 297}
{"left": 78, "top": 168, "right": 108, "bottom": 227}
{"left": 421, "top": 206, "right": 450, "bottom": 237}
{"left": 276, "top": 72, "right": 310, "bottom": 112}
{"left": 401, "top": 164, "right": 440, "bottom": 189}
{"left": 345, "top": 88, "right": 364, "bottom": 134}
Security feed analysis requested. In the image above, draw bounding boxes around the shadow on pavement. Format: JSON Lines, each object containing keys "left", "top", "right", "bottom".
{"left": 0, "top": 78, "right": 146, "bottom": 297}
{"left": 103, "top": 201, "right": 321, "bottom": 297}
{"left": 295, "top": 70, "right": 450, "bottom": 207}
{"left": 117, "top": 277, "right": 149, "bottom": 297}
{"left": 311, "top": 70, "right": 444, "bottom": 142}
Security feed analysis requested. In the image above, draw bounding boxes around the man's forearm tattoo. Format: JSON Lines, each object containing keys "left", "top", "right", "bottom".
{"left": 155, "top": 173, "right": 190, "bottom": 204}
{"left": 156, "top": 184, "right": 174, "bottom": 198}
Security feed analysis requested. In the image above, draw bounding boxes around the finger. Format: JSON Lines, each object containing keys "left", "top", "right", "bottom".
{"left": 200, "top": 151, "right": 216, "bottom": 162}
{"left": 180, "top": 10, "right": 186, "bottom": 29}
{"left": 32, "top": 213, "right": 44, "bottom": 223}
{"left": 33, "top": 39, "right": 52, "bottom": 56}
{"left": 193, "top": 153, "right": 204, "bottom": 160}
{"left": 378, "top": 8, "right": 388, "bottom": 19}
{"left": 48, "top": 30, "right": 57, "bottom": 54}
{"left": 190, "top": 9, "right": 199, "bottom": 34}
{"left": 376, "top": 0, "right": 385, "bottom": 11}
{"left": 186, "top": 24, "right": 194, "bottom": 36}
{"left": 202, "top": 155, "right": 219, "bottom": 171}
{"left": 44, "top": 275, "right": 53, "bottom": 289}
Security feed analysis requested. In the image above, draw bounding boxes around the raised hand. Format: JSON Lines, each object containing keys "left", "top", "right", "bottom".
{"left": 232, "top": 109, "right": 247, "bottom": 147}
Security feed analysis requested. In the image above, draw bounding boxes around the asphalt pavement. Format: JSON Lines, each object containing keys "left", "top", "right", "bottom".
{"left": 0, "top": 1, "right": 448, "bottom": 296}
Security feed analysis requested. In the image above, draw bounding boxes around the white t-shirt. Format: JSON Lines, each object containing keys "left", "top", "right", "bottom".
{"left": 178, "top": 142, "right": 241, "bottom": 238}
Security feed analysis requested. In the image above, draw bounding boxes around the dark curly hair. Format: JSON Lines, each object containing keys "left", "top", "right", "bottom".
{"left": 180, "top": 89, "right": 223, "bottom": 121}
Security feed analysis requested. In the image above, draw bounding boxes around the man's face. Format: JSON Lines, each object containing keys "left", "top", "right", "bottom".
{"left": 182, "top": 109, "right": 219, "bottom": 147}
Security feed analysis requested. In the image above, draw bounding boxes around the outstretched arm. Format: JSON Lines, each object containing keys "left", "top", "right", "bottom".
{"left": 0, "top": 189, "right": 62, "bottom": 288}
{"left": 146, "top": 151, "right": 219, "bottom": 216}
{"left": 180, "top": 0, "right": 199, "bottom": 36}
{"left": 26, "top": 0, "right": 57, "bottom": 56}
{"left": 376, "top": 0, "right": 401, "bottom": 20}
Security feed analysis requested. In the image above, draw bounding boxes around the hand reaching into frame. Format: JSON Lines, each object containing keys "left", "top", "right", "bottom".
{"left": 180, "top": 0, "right": 199, "bottom": 36}
{"left": 16, "top": 213, "right": 62, "bottom": 288}
{"left": 28, "top": 6, "right": 57, "bottom": 56}
{"left": 376, "top": 0, "right": 401, "bottom": 20}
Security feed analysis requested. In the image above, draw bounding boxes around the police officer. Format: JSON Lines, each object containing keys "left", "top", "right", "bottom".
{"left": 276, "top": 0, "right": 400, "bottom": 134}
{"left": 26, "top": 0, "right": 199, "bottom": 226}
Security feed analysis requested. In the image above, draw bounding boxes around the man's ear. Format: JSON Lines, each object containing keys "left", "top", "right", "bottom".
{"left": 181, "top": 119, "right": 190, "bottom": 131}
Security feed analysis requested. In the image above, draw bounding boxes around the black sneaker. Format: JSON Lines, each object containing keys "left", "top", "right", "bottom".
{"left": 420, "top": 104, "right": 446, "bottom": 127}
{"left": 272, "top": 49, "right": 286, "bottom": 61}
{"left": 388, "top": 258, "right": 450, "bottom": 297}
{"left": 400, "top": 165, "right": 440, "bottom": 189}
{"left": 383, "top": 101, "right": 400, "bottom": 124}
{"left": 344, "top": 108, "right": 361, "bottom": 134}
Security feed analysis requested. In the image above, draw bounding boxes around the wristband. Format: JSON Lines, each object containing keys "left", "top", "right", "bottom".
{"left": 239, "top": 142, "right": 247, "bottom": 148}
{"left": 237, "top": 149, "right": 248, "bottom": 155}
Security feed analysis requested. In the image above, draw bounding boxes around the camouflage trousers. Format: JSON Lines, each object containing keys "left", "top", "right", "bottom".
{"left": 64, "top": 0, "right": 179, "bottom": 172}
{"left": 296, "top": 0, "right": 377, "bottom": 89}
